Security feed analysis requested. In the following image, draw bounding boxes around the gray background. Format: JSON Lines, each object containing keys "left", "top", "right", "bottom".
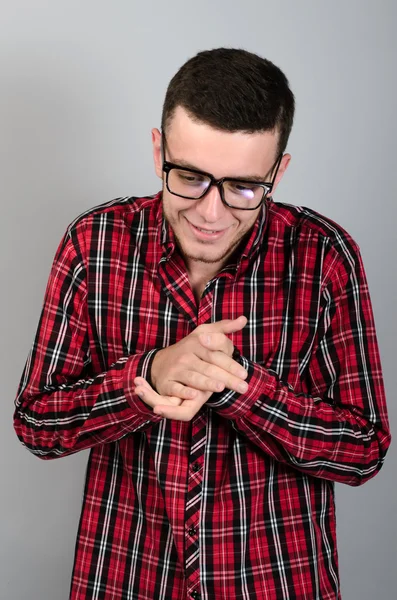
{"left": 1, "top": 1, "right": 396, "bottom": 599}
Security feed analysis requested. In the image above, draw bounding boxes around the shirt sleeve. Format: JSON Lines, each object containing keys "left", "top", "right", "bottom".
{"left": 207, "top": 245, "right": 391, "bottom": 486}
{"left": 13, "top": 227, "right": 163, "bottom": 460}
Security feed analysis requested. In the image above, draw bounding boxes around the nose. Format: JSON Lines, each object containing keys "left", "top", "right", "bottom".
{"left": 195, "top": 184, "right": 227, "bottom": 223}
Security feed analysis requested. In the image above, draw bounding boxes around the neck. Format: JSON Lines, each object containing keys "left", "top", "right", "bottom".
{"left": 186, "top": 259, "right": 220, "bottom": 285}
{"left": 185, "top": 260, "right": 219, "bottom": 305}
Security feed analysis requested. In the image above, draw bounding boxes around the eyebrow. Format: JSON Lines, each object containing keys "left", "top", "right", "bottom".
{"left": 169, "top": 158, "right": 273, "bottom": 183}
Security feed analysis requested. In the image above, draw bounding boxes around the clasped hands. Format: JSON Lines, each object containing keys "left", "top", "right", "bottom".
{"left": 133, "top": 316, "right": 248, "bottom": 421}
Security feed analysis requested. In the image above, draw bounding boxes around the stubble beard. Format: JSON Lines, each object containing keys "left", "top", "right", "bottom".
{"left": 175, "top": 230, "right": 243, "bottom": 265}
{"left": 163, "top": 207, "right": 253, "bottom": 267}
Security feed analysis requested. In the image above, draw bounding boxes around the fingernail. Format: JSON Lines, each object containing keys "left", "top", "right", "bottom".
{"left": 238, "top": 382, "right": 248, "bottom": 393}
{"left": 238, "top": 369, "right": 248, "bottom": 379}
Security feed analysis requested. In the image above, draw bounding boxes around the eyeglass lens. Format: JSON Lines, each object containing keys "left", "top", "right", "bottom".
{"left": 167, "top": 167, "right": 267, "bottom": 209}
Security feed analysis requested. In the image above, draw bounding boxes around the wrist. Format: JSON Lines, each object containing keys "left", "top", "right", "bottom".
{"left": 150, "top": 348, "right": 164, "bottom": 391}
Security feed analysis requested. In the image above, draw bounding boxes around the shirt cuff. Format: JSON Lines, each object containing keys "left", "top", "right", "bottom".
{"left": 206, "top": 352, "right": 274, "bottom": 419}
{"left": 123, "top": 349, "right": 163, "bottom": 420}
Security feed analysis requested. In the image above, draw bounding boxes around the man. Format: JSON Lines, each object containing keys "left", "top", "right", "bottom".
{"left": 14, "top": 48, "right": 391, "bottom": 600}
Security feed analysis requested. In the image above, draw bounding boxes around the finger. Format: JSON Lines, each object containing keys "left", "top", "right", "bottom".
{"left": 174, "top": 369, "right": 226, "bottom": 393}
{"left": 167, "top": 381, "right": 199, "bottom": 400}
{"left": 196, "top": 344, "right": 248, "bottom": 380}
{"left": 153, "top": 405, "right": 194, "bottom": 421}
{"left": 206, "top": 315, "right": 248, "bottom": 335}
{"left": 134, "top": 376, "right": 196, "bottom": 400}
{"left": 172, "top": 353, "right": 248, "bottom": 393}
{"left": 134, "top": 383, "right": 183, "bottom": 408}
{"left": 153, "top": 398, "right": 207, "bottom": 421}
{"left": 198, "top": 360, "right": 248, "bottom": 394}
{"left": 133, "top": 377, "right": 153, "bottom": 388}
{"left": 172, "top": 356, "right": 248, "bottom": 395}
{"left": 198, "top": 332, "right": 235, "bottom": 356}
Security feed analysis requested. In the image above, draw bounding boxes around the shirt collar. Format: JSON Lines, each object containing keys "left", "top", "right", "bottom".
{"left": 239, "top": 198, "right": 272, "bottom": 262}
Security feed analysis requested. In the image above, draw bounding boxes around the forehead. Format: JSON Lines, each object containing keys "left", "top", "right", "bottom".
{"left": 166, "top": 106, "right": 279, "bottom": 179}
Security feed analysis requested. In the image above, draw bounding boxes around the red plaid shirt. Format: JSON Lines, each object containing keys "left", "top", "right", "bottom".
{"left": 14, "top": 192, "right": 391, "bottom": 600}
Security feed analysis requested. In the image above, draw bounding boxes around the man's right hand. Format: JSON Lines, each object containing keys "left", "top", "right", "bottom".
{"left": 149, "top": 316, "right": 248, "bottom": 400}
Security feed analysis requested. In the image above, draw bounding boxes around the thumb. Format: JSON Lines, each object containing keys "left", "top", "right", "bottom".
{"left": 209, "top": 315, "right": 248, "bottom": 334}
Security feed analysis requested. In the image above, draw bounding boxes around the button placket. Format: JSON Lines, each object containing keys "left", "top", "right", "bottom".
{"left": 185, "top": 307, "right": 210, "bottom": 598}
{"left": 185, "top": 410, "right": 207, "bottom": 591}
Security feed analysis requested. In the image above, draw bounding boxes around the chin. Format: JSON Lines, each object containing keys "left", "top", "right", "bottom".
{"left": 180, "top": 235, "right": 241, "bottom": 266}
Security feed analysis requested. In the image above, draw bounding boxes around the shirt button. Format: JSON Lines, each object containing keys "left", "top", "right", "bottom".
{"left": 188, "top": 526, "right": 197, "bottom": 536}
{"left": 191, "top": 591, "right": 200, "bottom": 600}
{"left": 191, "top": 462, "right": 200, "bottom": 472}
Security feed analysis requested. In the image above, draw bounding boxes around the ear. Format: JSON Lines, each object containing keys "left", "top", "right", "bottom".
{"left": 271, "top": 153, "right": 291, "bottom": 195}
{"left": 151, "top": 128, "right": 163, "bottom": 179}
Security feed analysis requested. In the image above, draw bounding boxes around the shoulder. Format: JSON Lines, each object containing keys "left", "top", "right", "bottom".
{"left": 67, "top": 193, "right": 159, "bottom": 235}
{"left": 61, "top": 193, "right": 160, "bottom": 252}
{"left": 268, "top": 200, "right": 361, "bottom": 271}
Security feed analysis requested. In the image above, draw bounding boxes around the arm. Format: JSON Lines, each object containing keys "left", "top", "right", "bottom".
{"left": 13, "top": 227, "right": 163, "bottom": 460}
{"left": 207, "top": 247, "right": 391, "bottom": 486}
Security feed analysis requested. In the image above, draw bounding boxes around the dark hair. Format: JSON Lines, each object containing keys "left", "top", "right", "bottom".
{"left": 161, "top": 48, "right": 295, "bottom": 156}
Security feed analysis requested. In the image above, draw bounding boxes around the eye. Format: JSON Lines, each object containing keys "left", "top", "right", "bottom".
{"left": 233, "top": 183, "right": 255, "bottom": 192}
{"left": 226, "top": 181, "right": 258, "bottom": 198}
{"left": 177, "top": 171, "right": 205, "bottom": 185}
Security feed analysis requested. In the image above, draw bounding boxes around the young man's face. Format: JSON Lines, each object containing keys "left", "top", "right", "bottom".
{"left": 152, "top": 106, "right": 290, "bottom": 276}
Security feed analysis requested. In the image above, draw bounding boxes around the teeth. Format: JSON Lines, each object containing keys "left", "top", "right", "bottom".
{"left": 196, "top": 226, "right": 218, "bottom": 233}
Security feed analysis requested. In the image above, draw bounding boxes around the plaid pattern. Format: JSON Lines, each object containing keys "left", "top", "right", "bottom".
{"left": 14, "top": 192, "right": 391, "bottom": 600}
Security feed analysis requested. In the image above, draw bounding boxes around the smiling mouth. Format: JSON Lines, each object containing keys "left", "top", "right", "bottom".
{"left": 185, "top": 219, "right": 229, "bottom": 240}
{"left": 193, "top": 225, "right": 221, "bottom": 233}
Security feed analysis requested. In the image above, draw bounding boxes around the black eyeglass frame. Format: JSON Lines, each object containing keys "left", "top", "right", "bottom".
{"left": 161, "top": 133, "right": 283, "bottom": 211}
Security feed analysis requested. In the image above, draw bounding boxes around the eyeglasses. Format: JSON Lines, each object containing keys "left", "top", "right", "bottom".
{"left": 161, "top": 133, "right": 283, "bottom": 211}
